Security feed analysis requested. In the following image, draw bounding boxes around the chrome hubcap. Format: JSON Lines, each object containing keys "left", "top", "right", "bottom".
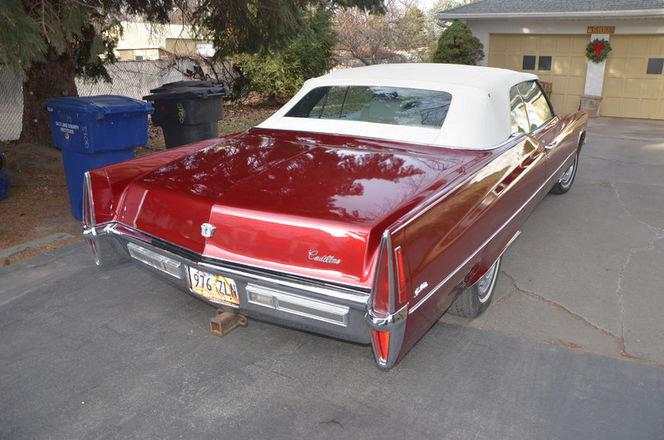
{"left": 559, "top": 158, "right": 576, "bottom": 187}
{"left": 477, "top": 260, "right": 499, "bottom": 303}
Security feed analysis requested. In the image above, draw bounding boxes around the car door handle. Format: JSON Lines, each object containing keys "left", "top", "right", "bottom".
{"left": 544, "top": 141, "right": 558, "bottom": 150}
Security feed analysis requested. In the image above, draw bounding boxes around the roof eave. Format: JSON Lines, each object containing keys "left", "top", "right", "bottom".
{"left": 437, "top": 9, "right": 664, "bottom": 20}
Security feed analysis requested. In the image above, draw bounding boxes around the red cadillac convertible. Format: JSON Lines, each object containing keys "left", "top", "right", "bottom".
{"left": 83, "top": 64, "right": 587, "bottom": 369}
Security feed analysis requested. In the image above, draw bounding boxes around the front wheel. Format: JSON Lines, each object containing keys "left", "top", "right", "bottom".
{"left": 550, "top": 153, "right": 579, "bottom": 194}
{"left": 448, "top": 257, "right": 501, "bottom": 318}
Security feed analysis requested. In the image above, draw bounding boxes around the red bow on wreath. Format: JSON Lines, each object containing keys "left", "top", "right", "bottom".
{"left": 586, "top": 38, "right": 612, "bottom": 63}
{"left": 592, "top": 42, "right": 605, "bottom": 57}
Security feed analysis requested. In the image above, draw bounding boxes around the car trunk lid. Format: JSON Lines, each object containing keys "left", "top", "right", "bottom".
{"left": 116, "top": 129, "right": 488, "bottom": 287}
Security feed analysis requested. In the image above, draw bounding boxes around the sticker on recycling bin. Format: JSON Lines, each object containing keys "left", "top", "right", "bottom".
{"left": 176, "top": 103, "right": 185, "bottom": 124}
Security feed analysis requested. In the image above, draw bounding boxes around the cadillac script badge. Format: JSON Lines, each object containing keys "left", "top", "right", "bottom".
{"left": 200, "top": 223, "right": 216, "bottom": 238}
{"left": 308, "top": 250, "right": 341, "bottom": 265}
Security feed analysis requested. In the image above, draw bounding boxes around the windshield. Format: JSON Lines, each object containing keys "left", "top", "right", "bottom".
{"left": 285, "top": 86, "right": 452, "bottom": 129}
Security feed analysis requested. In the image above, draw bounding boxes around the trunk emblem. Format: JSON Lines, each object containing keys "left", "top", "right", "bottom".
{"left": 308, "top": 250, "right": 341, "bottom": 265}
{"left": 201, "top": 223, "right": 216, "bottom": 238}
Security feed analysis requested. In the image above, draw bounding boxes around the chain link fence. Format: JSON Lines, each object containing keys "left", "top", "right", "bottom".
{"left": 0, "top": 59, "right": 196, "bottom": 142}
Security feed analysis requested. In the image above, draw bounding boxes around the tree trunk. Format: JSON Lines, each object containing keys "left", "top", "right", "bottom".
{"left": 20, "top": 49, "right": 78, "bottom": 145}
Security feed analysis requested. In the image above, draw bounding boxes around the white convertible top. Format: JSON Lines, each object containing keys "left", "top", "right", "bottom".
{"left": 258, "top": 63, "right": 539, "bottom": 149}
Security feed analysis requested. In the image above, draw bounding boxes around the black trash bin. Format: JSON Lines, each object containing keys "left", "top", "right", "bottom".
{"left": 144, "top": 80, "right": 226, "bottom": 149}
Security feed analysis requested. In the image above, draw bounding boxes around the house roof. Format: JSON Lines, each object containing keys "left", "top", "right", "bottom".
{"left": 438, "top": 0, "right": 664, "bottom": 19}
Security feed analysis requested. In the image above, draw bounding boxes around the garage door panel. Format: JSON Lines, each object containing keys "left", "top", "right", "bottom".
{"left": 622, "top": 99, "right": 644, "bottom": 118}
{"left": 505, "top": 55, "right": 522, "bottom": 70}
{"left": 624, "top": 60, "right": 646, "bottom": 75}
{"left": 569, "top": 56, "right": 588, "bottom": 76}
{"left": 490, "top": 36, "right": 507, "bottom": 52}
{"left": 549, "top": 94, "right": 565, "bottom": 112}
{"left": 600, "top": 35, "right": 664, "bottom": 120}
{"left": 552, "top": 58, "right": 569, "bottom": 75}
{"left": 629, "top": 40, "right": 650, "bottom": 56}
{"left": 603, "top": 77, "right": 624, "bottom": 97}
{"left": 601, "top": 97, "right": 621, "bottom": 116}
{"left": 641, "top": 100, "right": 659, "bottom": 117}
{"left": 489, "top": 53, "right": 505, "bottom": 68}
{"left": 605, "top": 58, "right": 625, "bottom": 78}
{"left": 489, "top": 34, "right": 588, "bottom": 116}
{"left": 524, "top": 37, "right": 539, "bottom": 52}
{"left": 568, "top": 76, "right": 586, "bottom": 94}
{"left": 642, "top": 79, "right": 663, "bottom": 98}
{"left": 623, "top": 79, "right": 646, "bottom": 98}
{"left": 555, "top": 38, "right": 573, "bottom": 54}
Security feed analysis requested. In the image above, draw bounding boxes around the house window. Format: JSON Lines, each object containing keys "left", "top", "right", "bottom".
{"left": 522, "top": 55, "right": 536, "bottom": 70}
{"left": 135, "top": 55, "right": 144, "bottom": 61}
{"left": 538, "top": 56, "right": 552, "bottom": 71}
{"left": 646, "top": 58, "right": 664, "bottom": 75}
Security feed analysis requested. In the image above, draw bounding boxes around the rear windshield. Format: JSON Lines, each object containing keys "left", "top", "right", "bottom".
{"left": 285, "top": 86, "right": 452, "bottom": 129}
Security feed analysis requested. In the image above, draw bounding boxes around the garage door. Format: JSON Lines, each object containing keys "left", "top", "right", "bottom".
{"left": 488, "top": 34, "right": 589, "bottom": 115}
{"left": 602, "top": 35, "right": 664, "bottom": 120}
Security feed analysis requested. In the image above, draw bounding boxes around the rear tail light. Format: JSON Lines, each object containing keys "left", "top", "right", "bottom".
{"left": 371, "top": 240, "right": 391, "bottom": 313}
{"left": 369, "top": 233, "right": 410, "bottom": 367}
{"left": 371, "top": 329, "right": 390, "bottom": 363}
{"left": 394, "top": 246, "right": 407, "bottom": 305}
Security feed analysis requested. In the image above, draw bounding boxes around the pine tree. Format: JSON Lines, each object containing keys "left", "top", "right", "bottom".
{"left": 0, "top": 0, "right": 384, "bottom": 144}
{"left": 432, "top": 20, "right": 484, "bottom": 65}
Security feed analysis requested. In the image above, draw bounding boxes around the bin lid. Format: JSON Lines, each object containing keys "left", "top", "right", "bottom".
{"left": 153, "top": 80, "right": 220, "bottom": 90}
{"left": 44, "top": 95, "right": 153, "bottom": 115}
{"left": 144, "top": 83, "right": 227, "bottom": 101}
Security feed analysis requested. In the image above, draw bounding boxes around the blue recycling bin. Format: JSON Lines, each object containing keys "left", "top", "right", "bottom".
{"left": 45, "top": 95, "right": 153, "bottom": 219}
{"left": 0, "top": 172, "right": 9, "bottom": 201}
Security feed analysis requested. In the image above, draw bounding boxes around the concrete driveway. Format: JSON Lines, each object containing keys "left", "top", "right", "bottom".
{"left": 1, "top": 118, "right": 663, "bottom": 439}
{"left": 443, "top": 117, "right": 664, "bottom": 366}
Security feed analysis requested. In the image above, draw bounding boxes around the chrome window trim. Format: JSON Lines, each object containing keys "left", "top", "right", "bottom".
{"left": 409, "top": 149, "right": 577, "bottom": 314}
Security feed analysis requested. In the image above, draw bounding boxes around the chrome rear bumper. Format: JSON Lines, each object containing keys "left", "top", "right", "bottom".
{"left": 83, "top": 222, "right": 373, "bottom": 344}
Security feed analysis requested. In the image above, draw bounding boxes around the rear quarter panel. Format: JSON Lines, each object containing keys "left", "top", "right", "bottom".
{"left": 391, "top": 135, "right": 549, "bottom": 359}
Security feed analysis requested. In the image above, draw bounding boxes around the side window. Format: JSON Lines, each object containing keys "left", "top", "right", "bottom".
{"left": 517, "top": 81, "right": 554, "bottom": 131}
{"left": 509, "top": 85, "right": 530, "bottom": 135}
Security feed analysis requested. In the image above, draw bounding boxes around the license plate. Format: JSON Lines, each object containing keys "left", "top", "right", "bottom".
{"left": 188, "top": 268, "right": 240, "bottom": 307}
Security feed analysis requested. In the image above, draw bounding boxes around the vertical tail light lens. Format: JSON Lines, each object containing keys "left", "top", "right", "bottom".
{"left": 371, "top": 329, "right": 390, "bottom": 363}
{"left": 371, "top": 241, "right": 390, "bottom": 314}
{"left": 394, "top": 246, "right": 407, "bottom": 305}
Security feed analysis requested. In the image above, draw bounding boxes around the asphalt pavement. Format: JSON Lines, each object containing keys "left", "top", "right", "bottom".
{"left": 1, "top": 118, "right": 663, "bottom": 439}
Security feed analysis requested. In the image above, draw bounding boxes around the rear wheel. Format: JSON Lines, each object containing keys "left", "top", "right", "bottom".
{"left": 550, "top": 153, "right": 578, "bottom": 194}
{"left": 448, "top": 257, "right": 501, "bottom": 318}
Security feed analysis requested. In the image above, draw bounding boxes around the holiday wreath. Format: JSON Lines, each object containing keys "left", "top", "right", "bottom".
{"left": 586, "top": 38, "right": 612, "bottom": 63}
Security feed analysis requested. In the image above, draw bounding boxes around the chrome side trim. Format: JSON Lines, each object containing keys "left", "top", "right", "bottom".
{"left": 382, "top": 230, "right": 396, "bottom": 313}
{"left": 409, "top": 150, "right": 577, "bottom": 314}
{"left": 500, "top": 230, "right": 521, "bottom": 258}
{"left": 366, "top": 304, "right": 408, "bottom": 370}
{"left": 82, "top": 172, "right": 96, "bottom": 227}
{"left": 366, "top": 304, "right": 408, "bottom": 330}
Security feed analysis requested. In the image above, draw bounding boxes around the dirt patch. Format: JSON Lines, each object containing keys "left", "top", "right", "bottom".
{"left": 0, "top": 103, "right": 279, "bottom": 261}
{"left": 0, "top": 142, "right": 81, "bottom": 250}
